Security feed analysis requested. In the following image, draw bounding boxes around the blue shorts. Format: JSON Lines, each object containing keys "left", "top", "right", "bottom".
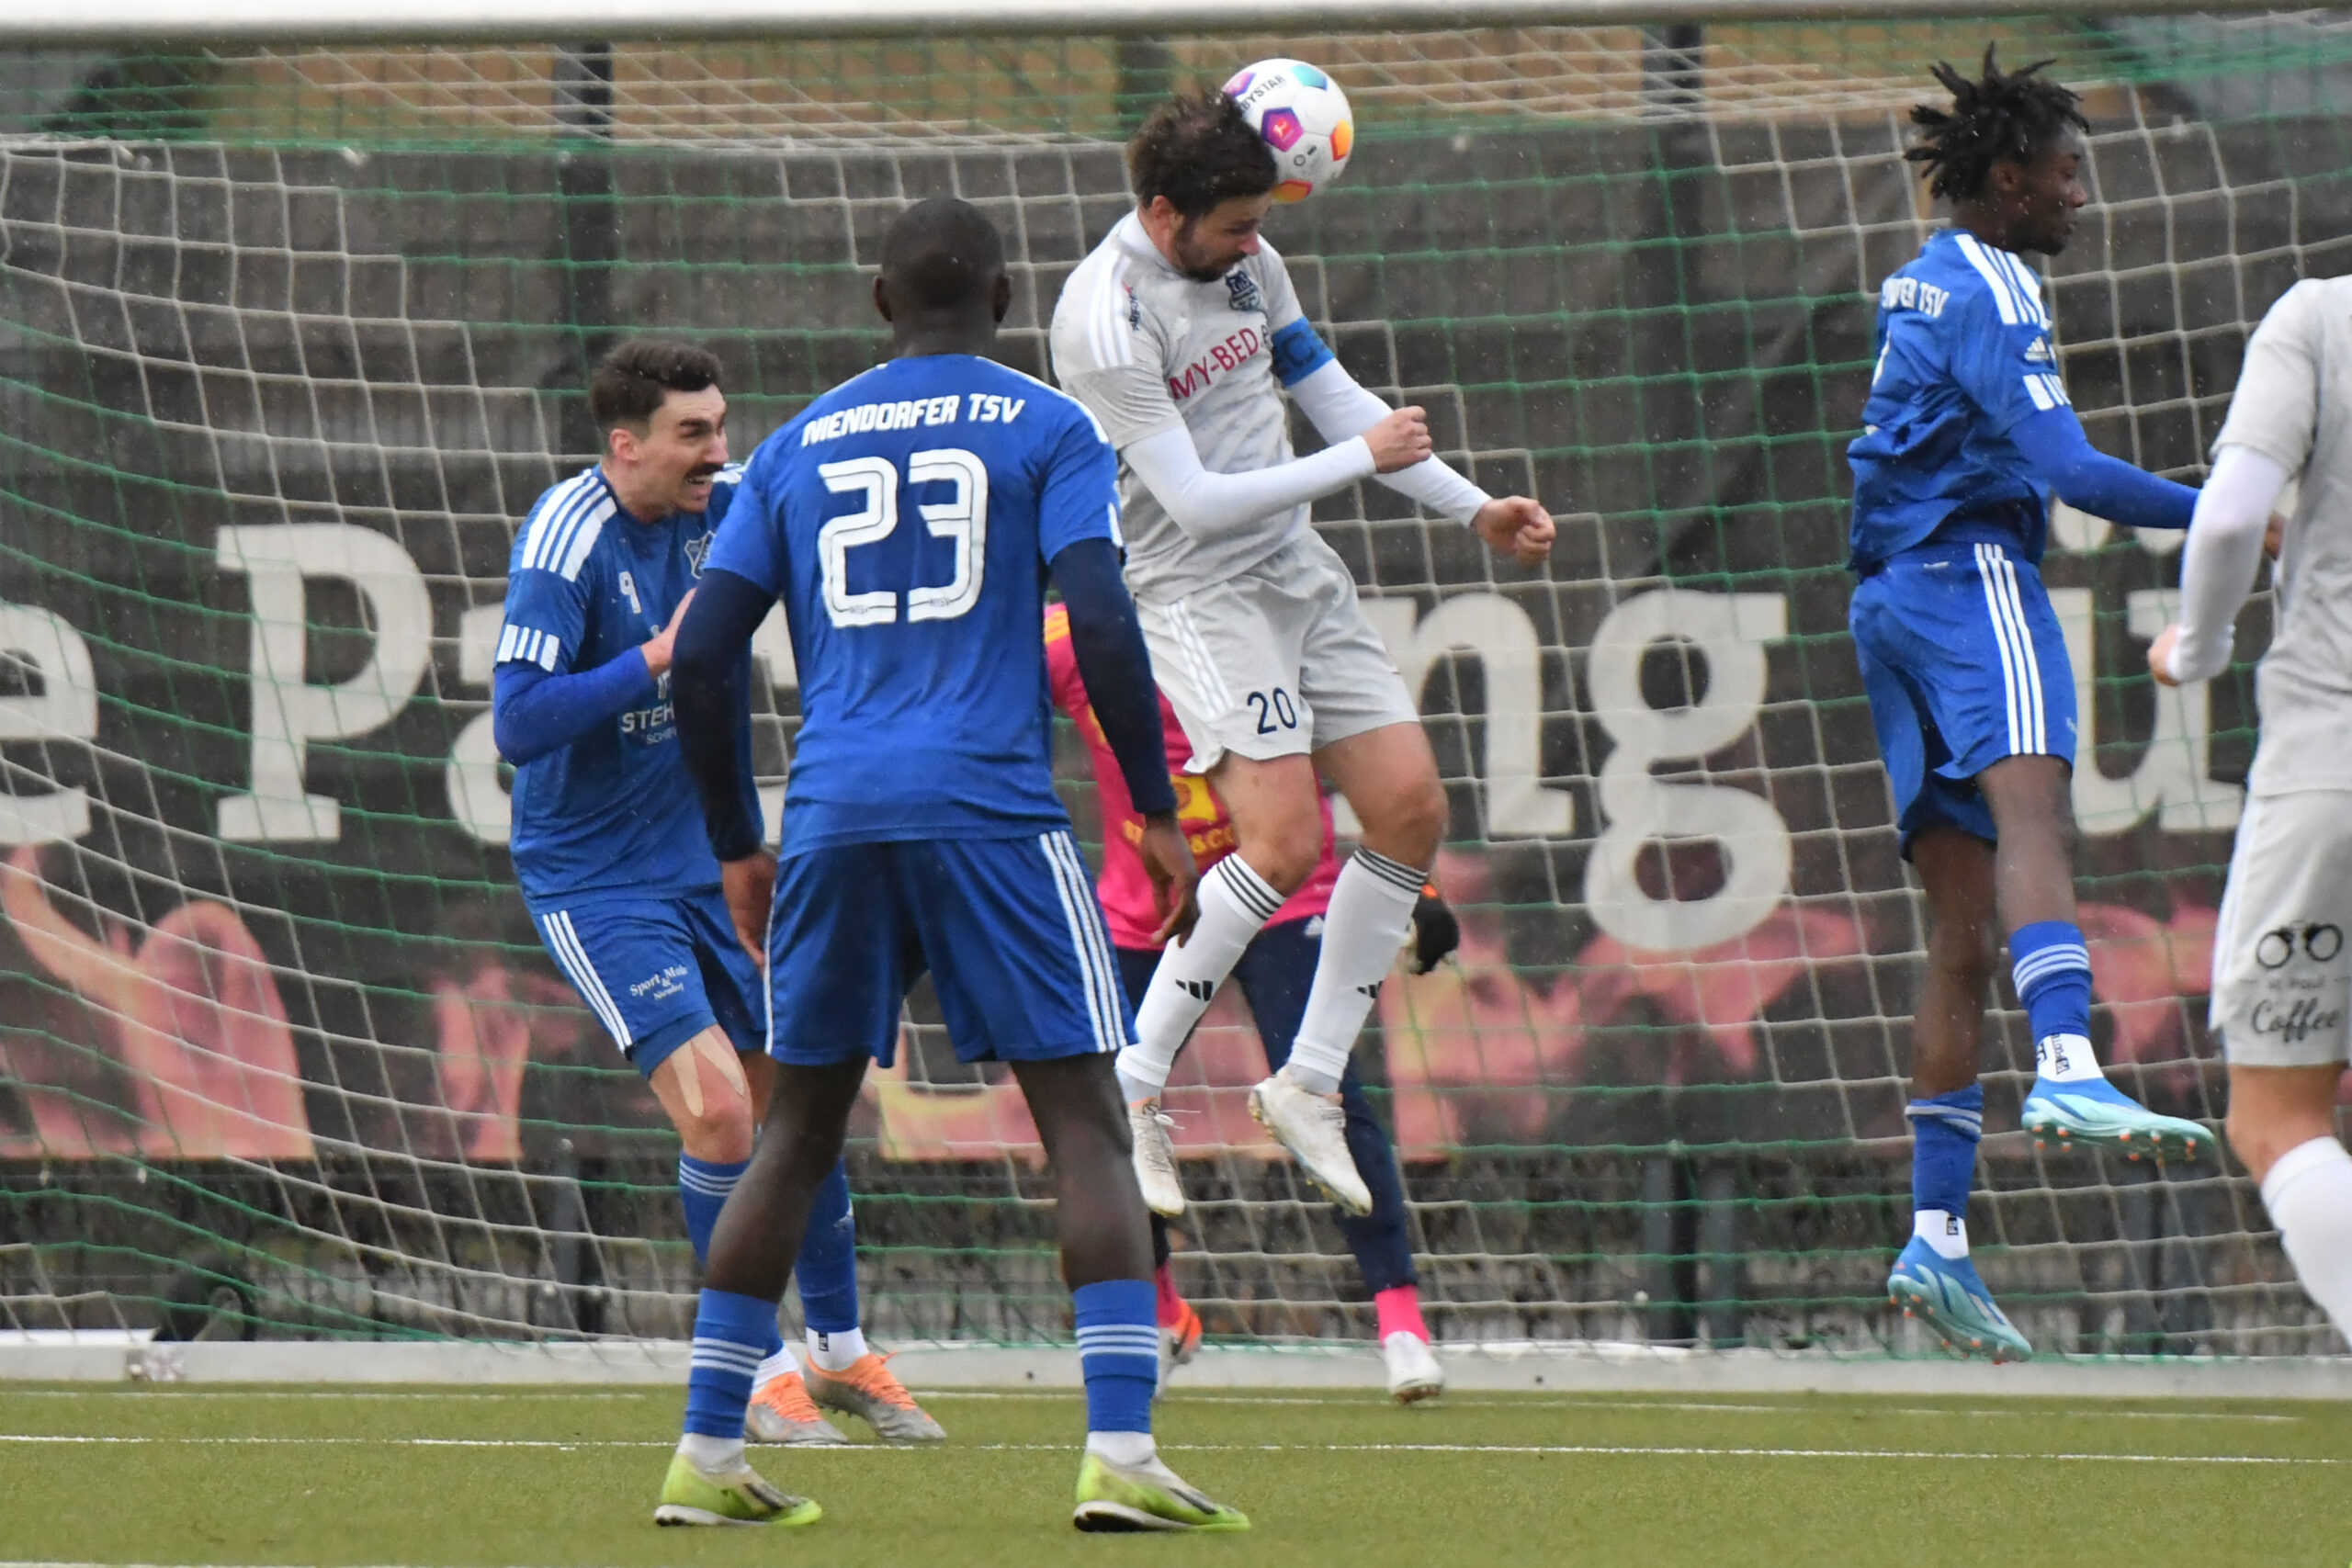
{"left": 528, "top": 887, "right": 763, "bottom": 1077}
{"left": 1849, "top": 541, "right": 2077, "bottom": 852}
{"left": 766, "top": 830, "right": 1132, "bottom": 1068}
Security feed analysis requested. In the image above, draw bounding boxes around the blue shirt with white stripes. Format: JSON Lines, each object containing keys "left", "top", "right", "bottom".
{"left": 1848, "top": 229, "right": 2074, "bottom": 570}
{"left": 705, "top": 354, "right": 1121, "bottom": 854}
{"left": 499, "top": 465, "right": 747, "bottom": 904}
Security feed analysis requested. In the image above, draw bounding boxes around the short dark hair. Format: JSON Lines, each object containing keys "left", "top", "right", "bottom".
{"left": 1906, "top": 46, "right": 2088, "bottom": 203}
{"left": 1126, "top": 88, "right": 1276, "bottom": 219}
{"left": 879, "top": 197, "right": 1007, "bottom": 313}
{"left": 587, "top": 338, "right": 723, "bottom": 432}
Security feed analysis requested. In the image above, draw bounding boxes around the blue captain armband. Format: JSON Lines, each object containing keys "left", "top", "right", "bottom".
{"left": 1270, "top": 319, "right": 1336, "bottom": 388}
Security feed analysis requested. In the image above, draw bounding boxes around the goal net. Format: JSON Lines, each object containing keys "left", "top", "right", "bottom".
{"left": 1, "top": 8, "right": 2343, "bottom": 1358}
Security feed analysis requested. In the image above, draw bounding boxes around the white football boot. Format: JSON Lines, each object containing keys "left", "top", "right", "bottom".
{"left": 1382, "top": 1332, "right": 1445, "bottom": 1404}
{"left": 1129, "top": 1098, "right": 1187, "bottom": 1218}
{"left": 1248, "top": 1069, "right": 1372, "bottom": 1215}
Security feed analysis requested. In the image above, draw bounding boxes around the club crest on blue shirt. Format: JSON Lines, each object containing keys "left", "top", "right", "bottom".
{"left": 1225, "top": 269, "right": 1262, "bottom": 315}
{"left": 684, "top": 530, "right": 715, "bottom": 577}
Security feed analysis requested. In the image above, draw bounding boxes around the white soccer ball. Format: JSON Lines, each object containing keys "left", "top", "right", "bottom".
{"left": 1222, "top": 59, "right": 1355, "bottom": 203}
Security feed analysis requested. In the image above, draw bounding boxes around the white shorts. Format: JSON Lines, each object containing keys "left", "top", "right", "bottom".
{"left": 1136, "top": 533, "right": 1417, "bottom": 772}
{"left": 2211, "top": 788, "right": 2352, "bottom": 1068}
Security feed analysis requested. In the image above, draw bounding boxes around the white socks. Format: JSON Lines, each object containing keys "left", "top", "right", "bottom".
{"left": 2260, "top": 1136, "right": 2352, "bottom": 1343}
{"left": 1119, "top": 845, "right": 1429, "bottom": 1100}
{"left": 753, "top": 1344, "right": 800, "bottom": 1386}
{"left": 1913, "top": 1209, "right": 1970, "bottom": 1260}
{"left": 2033, "top": 1032, "right": 2106, "bottom": 1084}
{"left": 1085, "top": 1429, "right": 1158, "bottom": 1467}
{"left": 1120, "top": 856, "right": 1283, "bottom": 1100}
{"left": 678, "top": 1431, "right": 745, "bottom": 1470}
{"left": 1286, "top": 849, "right": 1428, "bottom": 1094}
{"left": 807, "top": 1327, "right": 868, "bottom": 1372}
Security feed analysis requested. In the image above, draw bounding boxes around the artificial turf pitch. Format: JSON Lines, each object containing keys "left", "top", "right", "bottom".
{"left": 0, "top": 1382, "right": 2338, "bottom": 1566}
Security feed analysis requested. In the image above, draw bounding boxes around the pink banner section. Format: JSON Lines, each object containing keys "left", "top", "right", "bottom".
{"left": 0, "top": 839, "right": 2284, "bottom": 1165}
{"left": 0, "top": 848, "right": 311, "bottom": 1160}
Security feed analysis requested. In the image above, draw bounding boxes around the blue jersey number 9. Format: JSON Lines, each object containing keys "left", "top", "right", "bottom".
{"left": 816, "top": 449, "right": 991, "bottom": 628}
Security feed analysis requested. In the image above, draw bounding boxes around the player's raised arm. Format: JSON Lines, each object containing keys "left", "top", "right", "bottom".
{"left": 1117, "top": 407, "right": 1430, "bottom": 544}
{"left": 1260, "top": 241, "right": 1552, "bottom": 567}
{"left": 1930, "top": 163, "right": 2196, "bottom": 536}
{"left": 2006, "top": 402, "right": 2196, "bottom": 533}
{"left": 2153, "top": 279, "right": 2322, "bottom": 686}
{"left": 1283, "top": 351, "right": 1555, "bottom": 567}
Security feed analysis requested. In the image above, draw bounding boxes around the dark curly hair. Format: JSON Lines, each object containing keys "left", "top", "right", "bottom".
{"left": 1905, "top": 46, "right": 2088, "bottom": 203}
{"left": 588, "top": 338, "right": 722, "bottom": 433}
{"left": 1126, "top": 87, "right": 1277, "bottom": 219}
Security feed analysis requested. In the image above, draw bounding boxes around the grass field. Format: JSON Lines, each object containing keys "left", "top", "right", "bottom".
{"left": 0, "top": 1381, "right": 2340, "bottom": 1567}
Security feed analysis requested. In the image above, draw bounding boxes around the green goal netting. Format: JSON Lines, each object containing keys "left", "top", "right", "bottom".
{"left": 1, "top": 11, "right": 2345, "bottom": 1356}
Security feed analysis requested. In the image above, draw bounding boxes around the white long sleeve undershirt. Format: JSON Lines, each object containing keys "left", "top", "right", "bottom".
{"left": 1284, "top": 359, "right": 1491, "bottom": 525}
{"left": 1119, "top": 424, "right": 1374, "bottom": 546}
{"left": 2165, "top": 444, "right": 2291, "bottom": 684}
{"left": 1117, "top": 358, "right": 1494, "bottom": 546}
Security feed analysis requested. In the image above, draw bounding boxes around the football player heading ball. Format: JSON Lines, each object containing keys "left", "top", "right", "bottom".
{"left": 1048, "top": 79, "right": 1555, "bottom": 1221}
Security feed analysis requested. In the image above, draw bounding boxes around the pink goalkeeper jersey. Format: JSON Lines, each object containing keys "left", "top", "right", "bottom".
{"left": 1045, "top": 604, "right": 1339, "bottom": 950}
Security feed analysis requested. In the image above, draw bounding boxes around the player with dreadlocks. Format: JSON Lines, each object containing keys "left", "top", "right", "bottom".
{"left": 1846, "top": 48, "right": 2210, "bottom": 1360}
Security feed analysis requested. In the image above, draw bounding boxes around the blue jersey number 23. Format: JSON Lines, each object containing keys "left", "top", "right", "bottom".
{"left": 816, "top": 450, "right": 989, "bottom": 628}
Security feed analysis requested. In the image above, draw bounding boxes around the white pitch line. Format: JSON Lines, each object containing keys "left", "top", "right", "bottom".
{"left": 944, "top": 1391, "right": 2301, "bottom": 1423}
{"left": 0, "top": 1401, "right": 635, "bottom": 1410}
{"left": 0, "top": 1390, "right": 2302, "bottom": 1424}
{"left": 0, "top": 1434, "right": 2335, "bottom": 1466}
{"left": 0, "top": 1562, "right": 620, "bottom": 1568}
{"left": 1169, "top": 1442, "right": 2345, "bottom": 1466}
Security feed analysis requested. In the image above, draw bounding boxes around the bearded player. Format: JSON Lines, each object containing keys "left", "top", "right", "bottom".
{"left": 494, "top": 340, "right": 941, "bottom": 1445}
{"left": 1847, "top": 51, "right": 2211, "bottom": 1361}
{"left": 1049, "top": 87, "right": 1554, "bottom": 1221}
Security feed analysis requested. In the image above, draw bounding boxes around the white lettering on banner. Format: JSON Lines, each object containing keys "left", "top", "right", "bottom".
{"left": 1583, "top": 590, "right": 1792, "bottom": 953}
{"left": 1355, "top": 594, "right": 1575, "bottom": 840}
{"left": 217, "top": 524, "right": 432, "bottom": 842}
{"left": 446, "top": 603, "right": 508, "bottom": 846}
{"left": 0, "top": 604, "right": 98, "bottom": 845}
{"left": 2051, "top": 586, "right": 2242, "bottom": 835}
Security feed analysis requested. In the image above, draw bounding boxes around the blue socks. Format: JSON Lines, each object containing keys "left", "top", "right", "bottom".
{"left": 2011, "top": 920, "right": 2099, "bottom": 1081}
{"left": 684, "top": 1287, "right": 775, "bottom": 1438}
{"left": 1896, "top": 924, "right": 2093, "bottom": 1269}
{"left": 677, "top": 1155, "right": 785, "bottom": 1365}
{"left": 796, "top": 1160, "right": 860, "bottom": 1338}
{"left": 1073, "top": 1279, "right": 1158, "bottom": 1440}
{"left": 1906, "top": 1086, "right": 1983, "bottom": 1259}
{"left": 678, "top": 1155, "right": 747, "bottom": 1269}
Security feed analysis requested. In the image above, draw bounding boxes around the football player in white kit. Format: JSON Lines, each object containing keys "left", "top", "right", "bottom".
{"left": 2152, "top": 274, "right": 2352, "bottom": 1345}
{"left": 1049, "top": 88, "right": 1555, "bottom": 1216}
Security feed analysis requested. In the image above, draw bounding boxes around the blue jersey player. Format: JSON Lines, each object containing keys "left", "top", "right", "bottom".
{"left": 493, "top": 340, "right": 943, "bottom": 1444}
{"left": 1848, "top": 51, "right": 2212, "bottom": 1362}
{"left": 654, "top": 198, "right": 1247, "bottom": 1535}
